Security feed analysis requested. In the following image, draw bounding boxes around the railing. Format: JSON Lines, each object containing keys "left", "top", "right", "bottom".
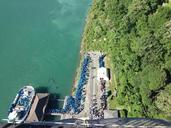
{"left": 18, "top": 118, "right": 171, "bottom": 127}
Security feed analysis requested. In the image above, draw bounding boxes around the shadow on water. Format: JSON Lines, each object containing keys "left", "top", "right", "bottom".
{"left": 48, "top": 93, "right": 61, "bottom": 109}
{"left": 35, "top": 86, "right": 49, "bottom": 93}
{"left": 45, "top": 93, "right": 62, "bottom": 121}
{"left": 35, "top": 87, "right": 62, "bottom": 121}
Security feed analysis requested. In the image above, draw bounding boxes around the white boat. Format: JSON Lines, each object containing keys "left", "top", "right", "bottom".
{"left": 7, "top": 86, "right": 35, "bottom": 124}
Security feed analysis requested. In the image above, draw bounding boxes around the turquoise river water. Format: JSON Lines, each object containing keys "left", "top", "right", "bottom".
{"left": 0, "top": 0, "right": 91, "bottom": 120}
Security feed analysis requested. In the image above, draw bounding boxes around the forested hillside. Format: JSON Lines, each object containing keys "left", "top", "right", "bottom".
{"left": 82, "top": 0, "right": 171, "bottom": 120}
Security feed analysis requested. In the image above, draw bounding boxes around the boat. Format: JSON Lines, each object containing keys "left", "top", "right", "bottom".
{"left": 7, "top": 85, "right": 35, "bottom": 124}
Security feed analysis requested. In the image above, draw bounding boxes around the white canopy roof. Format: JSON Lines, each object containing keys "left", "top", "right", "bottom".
{"left": 97, "top": 67, "right": 109, "bottom": 81}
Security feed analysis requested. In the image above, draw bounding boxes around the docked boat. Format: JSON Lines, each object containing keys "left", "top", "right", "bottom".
{"left": 7, "top": 86, "right": 35, "bottom": 124}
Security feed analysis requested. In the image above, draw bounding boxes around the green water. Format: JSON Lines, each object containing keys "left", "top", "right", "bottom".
{"left": 0, "top": 0, "right": 91, "bottom": 119}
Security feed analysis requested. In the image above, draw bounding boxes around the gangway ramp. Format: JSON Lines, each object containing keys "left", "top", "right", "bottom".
{"left": 25, "top": 93, "right": 49, "bottom": 122}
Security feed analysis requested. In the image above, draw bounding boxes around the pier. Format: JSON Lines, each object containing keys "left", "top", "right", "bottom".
{"left": 25, "top": 93, "right": 49, "bottom": 122}
{"left": 44, "top": 52, "right": 111, "bottom": 120}
{"left": 1, "top": 52, "right": 171, "bottom": 128}
{"left": 45, "top": 54, "right": 91, "bottom": 118}
{"left": 46, "top": 96, "right": 68, "bottom": 117}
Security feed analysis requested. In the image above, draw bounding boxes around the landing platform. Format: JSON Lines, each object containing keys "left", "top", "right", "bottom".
{"left": 25, "top": 93, "right": 49, "bottom": 122}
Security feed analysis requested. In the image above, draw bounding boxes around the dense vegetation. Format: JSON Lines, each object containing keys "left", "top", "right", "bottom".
{"left": 82, "top": 0, "right": 171, "bottom": 120}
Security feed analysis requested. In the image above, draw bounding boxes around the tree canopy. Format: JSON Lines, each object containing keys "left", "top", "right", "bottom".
{"left": 82, "top": 0, "right": 171, "bottom": 120}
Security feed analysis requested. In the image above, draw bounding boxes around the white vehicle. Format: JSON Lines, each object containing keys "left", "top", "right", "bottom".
{"left": 7, "top": 86, "right": 35, "bottom": 124}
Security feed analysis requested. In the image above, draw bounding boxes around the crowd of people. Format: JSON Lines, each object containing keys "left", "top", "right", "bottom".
{"left": 47, "top": 55, "right": 90, "bottom": 114}
{"left": 90, "top": 55, "right": 107, "bottom": 119}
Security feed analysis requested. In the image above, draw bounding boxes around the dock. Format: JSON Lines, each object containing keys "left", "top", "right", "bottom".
{"left": 1, "top": 52, "right": 171, "bottom": 128}
{"left": 1, "top": 93, "right": 49, "bottom": 128}
{"left": 45, "top": 96, "right": 67, "bottom": 117}
{"left": 47, "top": 96, "right": 73, "bottom": 119}
{"left": 25, "top": 93, "right": 49, "bottom": 122}
{"left": 60, "top": 96, "right": 73, "bottom": 119}
{"left": 45, "top": 52, "right": 110, "bottom": 120}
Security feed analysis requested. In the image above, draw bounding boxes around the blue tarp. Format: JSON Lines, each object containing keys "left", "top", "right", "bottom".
{"left": 99, "top": 55, "right": 105, "bottom": 68}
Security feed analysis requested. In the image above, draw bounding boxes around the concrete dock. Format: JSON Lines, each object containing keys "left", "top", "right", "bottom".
{"left": 1, "top": 52, "right": 171, "bottom": 127}
{"left": 59, "top": 52, "right": 108, "bottom": 120}
{"left": 47, "top": 96, "right": 68, "bottom": 118}
{"left": 25, "top": 93, "right": 49, "bottom": 122}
